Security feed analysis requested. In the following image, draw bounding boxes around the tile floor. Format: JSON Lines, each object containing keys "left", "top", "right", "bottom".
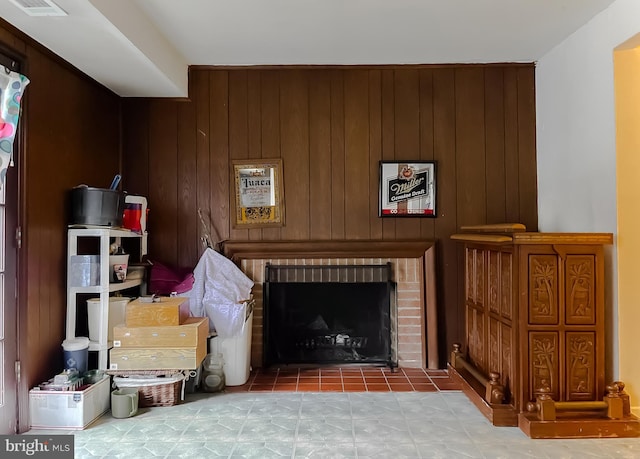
{"left": 24, "top": 367, "right": 640, "bottom": 459}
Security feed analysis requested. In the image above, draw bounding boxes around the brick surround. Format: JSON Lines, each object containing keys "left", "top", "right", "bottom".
{"left": 222, "top": 240, "right": 438, "bottom": 371}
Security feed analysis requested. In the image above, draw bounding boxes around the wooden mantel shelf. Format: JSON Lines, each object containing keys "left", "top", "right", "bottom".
{"left": 222, "top": 240, "right": 435, "bottom": 263}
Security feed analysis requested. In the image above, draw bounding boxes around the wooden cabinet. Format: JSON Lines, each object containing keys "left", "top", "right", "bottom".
{"left": 450, "top": 224, "right": 612, "bottom": 427}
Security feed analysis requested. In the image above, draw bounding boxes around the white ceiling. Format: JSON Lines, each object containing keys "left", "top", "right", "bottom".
{"left": 0, "top": 0, "right": 616, "bottom": 97}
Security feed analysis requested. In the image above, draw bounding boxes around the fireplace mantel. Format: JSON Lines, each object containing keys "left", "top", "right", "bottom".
{"left": 222, "top": 239, "right": 439, "bottom": 369}
{"left": 222, "top": 240, "right": 436, "bottom": 262}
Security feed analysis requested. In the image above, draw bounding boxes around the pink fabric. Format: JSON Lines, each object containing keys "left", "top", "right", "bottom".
{"left": 148, "top": 261, "right": 195, "bottom": 295}
{"left": 0, "top": 69, "right": 29, "bottom": 188}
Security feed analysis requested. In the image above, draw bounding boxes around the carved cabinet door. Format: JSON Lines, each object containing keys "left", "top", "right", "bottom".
{"left": 486, "top": 249, "right": 515, "bottom": 405}
{"left": 464, "top": 246, "right": 486, "bottom": 372}
{"left": 464, "top": 245, "right": 516, "bottom": 405}
{"left": 520, "top": 244, "right": 605, "bottom": 406}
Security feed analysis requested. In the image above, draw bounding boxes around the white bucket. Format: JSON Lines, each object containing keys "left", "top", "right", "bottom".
{"left": 87, "top": 297, "right": 130, "bottom": 342}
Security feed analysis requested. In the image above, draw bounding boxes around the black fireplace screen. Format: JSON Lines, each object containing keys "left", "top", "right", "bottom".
{"left": 263, "top": 263, "right": 397, "bottom": 368}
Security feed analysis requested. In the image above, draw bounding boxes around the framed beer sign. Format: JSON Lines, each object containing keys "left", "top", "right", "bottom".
{"left": 379, "top": 161, "right": 436, "bottom": 217}
{"left": 232, "top": 159, "right": 285, "bottom": 228}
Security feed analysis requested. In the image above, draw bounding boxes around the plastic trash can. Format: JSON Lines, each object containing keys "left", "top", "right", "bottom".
{"left": 209, "top": 300, "right": 254, "bottom": 386}
{"left": 62, "top": 337, "right": 89, "bottom": 374}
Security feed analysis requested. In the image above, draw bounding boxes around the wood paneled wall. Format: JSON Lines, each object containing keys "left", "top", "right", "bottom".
{"left": 23, "top": 53, "right": 120, "bottom": 389}
{"left": 122, "top": 64, "right": 538, "bottom": 366}
{"left": 0, "top": 20, "right": 121, "bottom": 401}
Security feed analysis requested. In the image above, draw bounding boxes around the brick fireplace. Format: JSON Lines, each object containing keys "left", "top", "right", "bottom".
{"left": 222, "top": 240, "right": 438, "bottom": 370}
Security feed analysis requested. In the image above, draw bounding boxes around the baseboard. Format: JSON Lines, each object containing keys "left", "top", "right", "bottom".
{"left": 447, "top": 364, "right": 518, "bottom": 427}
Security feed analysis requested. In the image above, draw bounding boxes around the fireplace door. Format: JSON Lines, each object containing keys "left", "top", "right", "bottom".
{"left": 263, "top": 263, "right": 397, "bottom": 368}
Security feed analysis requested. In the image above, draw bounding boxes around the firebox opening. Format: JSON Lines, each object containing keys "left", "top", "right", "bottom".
{"left": 263, "top": 263, "right": 397, "bottom": 369}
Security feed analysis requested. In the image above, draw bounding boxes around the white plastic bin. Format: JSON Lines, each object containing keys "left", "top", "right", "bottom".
{"left": 29, "top": 375, "right": 110, "bottom": 430}
{"left": 87, "top": 297, "right": 130, "bottom": 342}
{"left": 69, "top": 255, "right": 100, "bottom": 287}
{"left": 209, "top": 300, "right": 254, "bottom": 386}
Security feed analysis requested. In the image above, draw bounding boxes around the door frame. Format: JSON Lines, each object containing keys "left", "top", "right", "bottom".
{"left": 0, "top": 43, "right": 28, "bottom": 433}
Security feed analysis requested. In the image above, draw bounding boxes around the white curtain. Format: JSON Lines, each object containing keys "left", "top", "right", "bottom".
{"left": 0, "top": 68, "right": 29, "bottom": 189}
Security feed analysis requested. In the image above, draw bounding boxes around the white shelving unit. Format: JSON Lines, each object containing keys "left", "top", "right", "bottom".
{"left": 66, "top": 226, "right": 148, "bottom": 370}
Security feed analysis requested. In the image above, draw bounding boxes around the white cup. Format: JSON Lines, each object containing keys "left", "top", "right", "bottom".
{"left": 111, "top": 388, "right": 138, "bottom": 418}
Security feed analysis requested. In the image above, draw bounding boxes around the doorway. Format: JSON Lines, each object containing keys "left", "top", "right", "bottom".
{"left": 613, "top": 44, "right": 640, "bottom": 411}
{"left": 0, "top": 51, "right": 21, "bottom": 434}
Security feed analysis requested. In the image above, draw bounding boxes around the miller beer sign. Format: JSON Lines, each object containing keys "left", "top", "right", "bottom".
{"left": 379, "top": 161, "right": 436, "bottom": 217}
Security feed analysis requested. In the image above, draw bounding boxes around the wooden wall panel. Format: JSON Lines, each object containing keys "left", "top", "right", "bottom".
{"left": 209, "top": 71, "right": 230, "bottom": 243}
{"left": 122, "top": 64, "right": 538, "bottom": 366}
{"left": 368, "top": 70, "right": 383, "bottom": 240}
{"left": 432, "top": 68, "right": 461, "bottom": 365}
{"left": 309, "top": 72, "right": 332, "bottom": 240}
{"left": 504, "top": 67, "right": 522, "bottom": 224}
{"left": 247, "top": 72, "right": 262, "bottom": 161}
{"left": 26, "top": 51, "right": 120, "bottom": 383}
{"left": 344, "top": 70, "right": 370, "bottom": 239}
{"left": 394, "top": 69, "right": 421, "bottom": 240}
{"left": 380, "top": 70, "right": 396, "bottom": 239}
{"left": 260, "top": 70, "right": 282, "bottom": 241}
{"left": 484, "top": 67, "right": 507, "bottom": 224}
{"left": 517, "top": 67, "right": 538, "bottom": 232}
{"left": 192, "top": 70, "right": 214, "bottom": 251}
{"left": 24, "top": 50, "right": 51, "bottom": 394}
{"left": 418, "top": 69, "right": 435, "bottom": 240}
{"left": 247, "top": 72, "right": 263, "bottom": 242}
{"left": 330, "top": 71, "right": 346, "bottom": 239}
{"left": 147, "top": 100, "right": 178, "bottom": 265}
{"left": 455, "top": 67, "right": 487, "bottom": 226}
{"left": 122, "top": 100, "right": 149, "bottom": 196}
{"left": 0, "top": 26, "right": 26, "bottom": 54}
{"left": 229, "top": 70, "right": 249, "bottom": 242}
{"left": 280, "top": 70, "right": 310, "bottom": 240}
{"left": 177, "top": 99, "right": 198, "bottom": 268}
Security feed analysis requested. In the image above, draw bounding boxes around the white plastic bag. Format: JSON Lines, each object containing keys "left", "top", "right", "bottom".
{"left": 184, "top": 248, "right": 253, "bottom": 337}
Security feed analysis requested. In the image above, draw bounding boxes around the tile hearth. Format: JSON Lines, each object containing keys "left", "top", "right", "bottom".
{"left": 226, "top": 367, "right": 460, "bottom": 393}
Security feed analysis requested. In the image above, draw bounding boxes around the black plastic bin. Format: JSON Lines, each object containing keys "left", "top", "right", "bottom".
{"left": 70, "top": 187, "right": 125, "bottom": 227}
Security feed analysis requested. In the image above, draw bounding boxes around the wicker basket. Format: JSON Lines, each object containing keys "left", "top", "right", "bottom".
{"left": 113, "top": 373, "right": 185, "bottom": 407}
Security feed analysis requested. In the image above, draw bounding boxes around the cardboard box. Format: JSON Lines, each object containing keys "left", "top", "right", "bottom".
{"left": 113, "top": 317, "right": 209, "bottom": 348}
{"left": 109, "top": 346, "right": 206, "bottom": 370}
{"left": 29, "top": 375, "right": 110, "bottom": 430}
{"left": 125, "top": 296, "right": 189, "bottom": 327}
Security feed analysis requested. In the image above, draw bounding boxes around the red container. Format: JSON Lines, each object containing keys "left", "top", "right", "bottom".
{"left": 123, "top": 203, "right": 142, "bottom": 233}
